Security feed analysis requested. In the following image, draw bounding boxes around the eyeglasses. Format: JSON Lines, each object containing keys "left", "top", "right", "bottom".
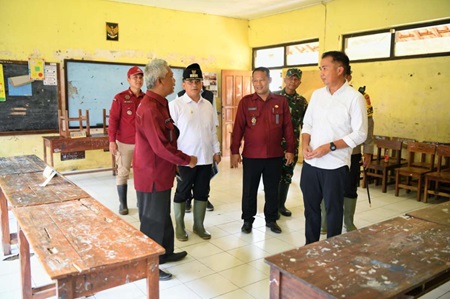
{"left": 184, "top": 79, "right": 202, "bottom": 85}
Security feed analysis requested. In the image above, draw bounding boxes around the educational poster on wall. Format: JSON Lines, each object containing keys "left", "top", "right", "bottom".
{"left": 0, "top": 64, "right": 5, "bottom": 102}
{"left": 44, "top": 64, "right": 57, "bottom": 86}
{"left": 203, "top": 72, "right": 217, "bottom": 97}
{"left": 28, "top": 58, "right": 45, "bottom": 80}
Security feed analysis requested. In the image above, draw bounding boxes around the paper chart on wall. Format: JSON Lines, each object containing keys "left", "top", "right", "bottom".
{"left": 0, "top": 64, "right": 5, "bottom": 102}
{"left": 28, "top": 58, "right": 45, "bottom": 80}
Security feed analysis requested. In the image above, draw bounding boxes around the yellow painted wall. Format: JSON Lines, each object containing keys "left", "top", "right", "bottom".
{"left": 249, "top": 0, "right": 450, "bottom": 142}
{"left": 1, "top": 0, "right": 449, "bottom": 171}
{"left": 0, "top": 0, "right": 250, "bottom": 171}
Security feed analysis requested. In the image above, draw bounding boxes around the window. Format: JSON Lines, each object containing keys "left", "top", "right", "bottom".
{"left": 344, "top": 32, "right": 391, "bottom": 60}
{"left": 395, "top": 23, "right": 450, "bottom": 56}
{"left": 343, "top": 19, "right": 450, "bottom": 62}
{"left": 254, "top": 47, "right": 284, "bottom": 68}
{"left": 253, "top": 39, "right": 319, "bottom": 69}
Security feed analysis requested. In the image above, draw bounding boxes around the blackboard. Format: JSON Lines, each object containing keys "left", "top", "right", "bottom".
{"left": 0, "top": 60, "right": 59, "bottom": 135}
{"left": 64, "top": 60, "right": 184, "bottom": 127}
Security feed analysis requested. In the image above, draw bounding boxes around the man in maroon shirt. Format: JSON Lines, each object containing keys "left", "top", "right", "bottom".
{"left": 134, "top": 59, "right": 197, "bottom": 281}
{"left": 108, "top": 66, "right": 145, "bottom": 215}
{"left": 230, "top": 67, "right": 295, "bottom": 234}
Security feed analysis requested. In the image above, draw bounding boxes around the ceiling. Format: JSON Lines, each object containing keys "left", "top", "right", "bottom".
{"left": 108, "top": 0, "right": 330, "bottom": 20}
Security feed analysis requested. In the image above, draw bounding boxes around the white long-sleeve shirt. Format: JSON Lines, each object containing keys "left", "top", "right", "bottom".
{"left": 169, "top": 94, "right": 220, "bottom": 165}
{"left": 302, "top": 81, "right": 368, "bottom": 169}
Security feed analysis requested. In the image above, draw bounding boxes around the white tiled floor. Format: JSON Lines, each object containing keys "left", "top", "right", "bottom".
{"left": 1, "top": 158, "right": 449, "bottom": 299}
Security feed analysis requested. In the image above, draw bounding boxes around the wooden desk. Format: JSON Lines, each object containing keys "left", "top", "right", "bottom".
{"left": 0, "top": 155, "right": 47, "bottom": 175}
{"left": 406, "top": 201, "right": 450, "bottom": 227}
{"left": 14, "top": 197, "right": 165, "bottom": 299}
{"left": 265, "top": 216, "right": 450, "bottom": 299}
{"left": 42, "top": 134, "right": 116, "bottom": 175}
{"left": 1, "top": 171, "right": 89, "bottom": 255}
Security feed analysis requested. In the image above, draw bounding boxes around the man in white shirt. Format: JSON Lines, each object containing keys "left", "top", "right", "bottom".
{"left": 300, "top": 51, "right": 368, "bottom": 244}
{"left": 169, "top": 63, "right": 221, "bottom": 241}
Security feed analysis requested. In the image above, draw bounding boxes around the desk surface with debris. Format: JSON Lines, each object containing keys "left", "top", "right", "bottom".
{"left": 265, "top": 214, "right": 450, "bottom": 299}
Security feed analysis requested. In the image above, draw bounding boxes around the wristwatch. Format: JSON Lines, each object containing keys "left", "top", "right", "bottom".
{"left": 330, "top": 142, "right": 337, "bottom": 151}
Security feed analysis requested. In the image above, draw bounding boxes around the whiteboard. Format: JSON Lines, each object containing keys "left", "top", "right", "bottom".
{"left": 64, "top": 60, "right": 184, "bottom": 127}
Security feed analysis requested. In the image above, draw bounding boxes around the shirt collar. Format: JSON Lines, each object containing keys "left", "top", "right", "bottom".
{"left": 146, "top": 90, "right": 168, "bottom": 106}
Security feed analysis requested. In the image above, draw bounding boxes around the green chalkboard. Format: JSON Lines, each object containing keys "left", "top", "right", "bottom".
{"left": 0, "top": 60, "right": 60, "bottom": 135}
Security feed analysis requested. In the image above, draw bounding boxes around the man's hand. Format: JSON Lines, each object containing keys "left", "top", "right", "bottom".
{"left": 109, "top": 142, "right": 118, "bottom": 155}
{"left": 302, "top": 144, "right": 313, "bottom": 160}
{"left": 230, "top": 154, "right": 241, "bottom": 168}
{"left": 213, "top": 154, "right": 221, "bottom": 164}
{"left": 285, "top": 152, "right": 294, "bottom": 165}
{"left": 362, "top": 153, "right": 372, "bottom": 168}
{"left": 189, "top": 156, "right": 198, "bottom": 168}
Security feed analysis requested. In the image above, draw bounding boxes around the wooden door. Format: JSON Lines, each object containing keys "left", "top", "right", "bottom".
{"left": 221, "top": 70, "right": 253, "bottom": 157}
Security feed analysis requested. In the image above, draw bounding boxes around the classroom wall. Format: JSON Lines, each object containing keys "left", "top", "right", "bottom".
{"left": 1, "top": 0, "right": 449, "bottom": 171}
{"left": 0, "top": 0, "right": 250, "bottom": 171}
{"left": 249, "top": 0, "right": 450, "bottom": 142}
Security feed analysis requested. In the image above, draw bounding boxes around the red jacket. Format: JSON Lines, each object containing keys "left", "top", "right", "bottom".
{"left": 133, "top": 91, "right": 191, "bottom": 192}
{"left": 108, "top": 88, "right": 144, "bottom": 144}
{"left": 231, "top": 92, "right": 295, "bottom": 158}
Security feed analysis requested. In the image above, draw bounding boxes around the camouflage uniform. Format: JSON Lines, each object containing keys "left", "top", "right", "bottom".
{"left": 273, "top": 88, "right": 308, "bottom": 184}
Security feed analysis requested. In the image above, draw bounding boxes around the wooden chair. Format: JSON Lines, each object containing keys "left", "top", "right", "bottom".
{"left": 423, "top": 145, "right": 450, "bottom": 202}
{"left": 102, "top": 108, "right": 109, "bottom": 135}
{"left": 101, "top": 109, "right": 117, "bottom": 176}
{"left": 58, "top": 109, "right": 90, "bottom": 138}
{"left": 395, "top": 142, "right": 436, "bottom": 201}
{"left": 363, "top": 139, "right": 403, "bottom": 193}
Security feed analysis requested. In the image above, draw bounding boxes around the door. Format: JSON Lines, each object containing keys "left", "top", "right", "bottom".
{"left": 221, "top": 70, "right": 253, "bottom": 157}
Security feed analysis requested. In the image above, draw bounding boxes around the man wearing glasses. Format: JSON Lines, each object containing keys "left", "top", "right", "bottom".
{"left": 169, "top": 63, "right": 221, "bottom": 241}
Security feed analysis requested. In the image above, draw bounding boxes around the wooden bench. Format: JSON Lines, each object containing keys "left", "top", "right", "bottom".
{"left": 265, "top": 214, "right": 450, "bottom": 298}
{"left": 14, "top": 197, "right": 164, "bottom": 298}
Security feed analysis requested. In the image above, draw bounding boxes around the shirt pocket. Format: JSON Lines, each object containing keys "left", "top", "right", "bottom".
{"left": 122, "top": 102, "right": 136, "bottom": 119}
{"left": 271, "top": 105, "right": 283, "bottom": 127}
{"left": 246, "top": 108, "right": 260, "bottom": 127}
{"left": 164, "top": 119, "right": 176, "bottom": 143}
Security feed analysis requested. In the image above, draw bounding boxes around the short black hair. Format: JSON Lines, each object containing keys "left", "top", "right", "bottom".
{"left": 252, "top": 67, "right": 270, "bottom": 78}
{"left": 322, "top": 51, "right": 350, "bottom": 75}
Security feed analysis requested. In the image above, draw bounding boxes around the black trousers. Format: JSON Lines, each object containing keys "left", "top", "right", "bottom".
{"left": 300, "top": 163, "right": 348, "bottom": 244}
{"left": 137, "top": 189, "right": 174, "bottom": 258}
{"left": 345, "top": 153, "right": 362, "bottom": 199}
{"left": 174, "top": 165, "right": 211, "bottom": 203}
{"left": 242, "top": 157, "right": 282, "bottom": 224}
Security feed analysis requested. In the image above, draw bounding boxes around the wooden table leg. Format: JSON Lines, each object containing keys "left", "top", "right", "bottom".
{"left": 0, "top": 189, "right": 11, "bottom": 256}
{"left": 147, "top": 258, "right": 160, "bottom": 299}
{"left": 269, "top": 268, "right": 281, "bottom": 299}
{"left": 57, "top": 277, "right": 74, "bottom": 299}
{"left": 19, "top": 225, "right": 32, "bottom": 299}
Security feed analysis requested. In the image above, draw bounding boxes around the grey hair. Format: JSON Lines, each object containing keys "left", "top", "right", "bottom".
{"left": 144, "top": 59, "right": 169, "bottom": 89}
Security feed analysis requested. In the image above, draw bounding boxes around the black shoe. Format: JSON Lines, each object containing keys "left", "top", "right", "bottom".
{"left": 206, "top": 200, "right": 214, "bottom": 211}
{"left": 279, "top": 207, "right": 292, "bottom": 217}
{"left": 266, "top": 222, "right": 282, "bottom": 234}
{"left": 241, "top": 221, "right": 252, "bottom": 234}
{"left": 159, "top": 269, "right": 172, "bottom": 281}
{"left": 185, "top": 199, "right": 192, "bottom": 213}
{"left": 159, "top": 251, "right": 187, "bottom": 264}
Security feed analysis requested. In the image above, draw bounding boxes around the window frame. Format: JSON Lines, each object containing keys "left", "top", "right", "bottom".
{"left": 342, "top": 18, "right": 450, "bottom": 63}
{"left": 252, "top": 38, "right": 320, "bottom": 70}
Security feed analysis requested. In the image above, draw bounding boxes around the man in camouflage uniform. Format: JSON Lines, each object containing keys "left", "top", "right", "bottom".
{"left": 274, "top": 68, "right": 308, "bottom": 218}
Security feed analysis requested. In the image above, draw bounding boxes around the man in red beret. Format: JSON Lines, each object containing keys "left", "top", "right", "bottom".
{"left": 108, "top": 66, "right": 145, "bottom": 215}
